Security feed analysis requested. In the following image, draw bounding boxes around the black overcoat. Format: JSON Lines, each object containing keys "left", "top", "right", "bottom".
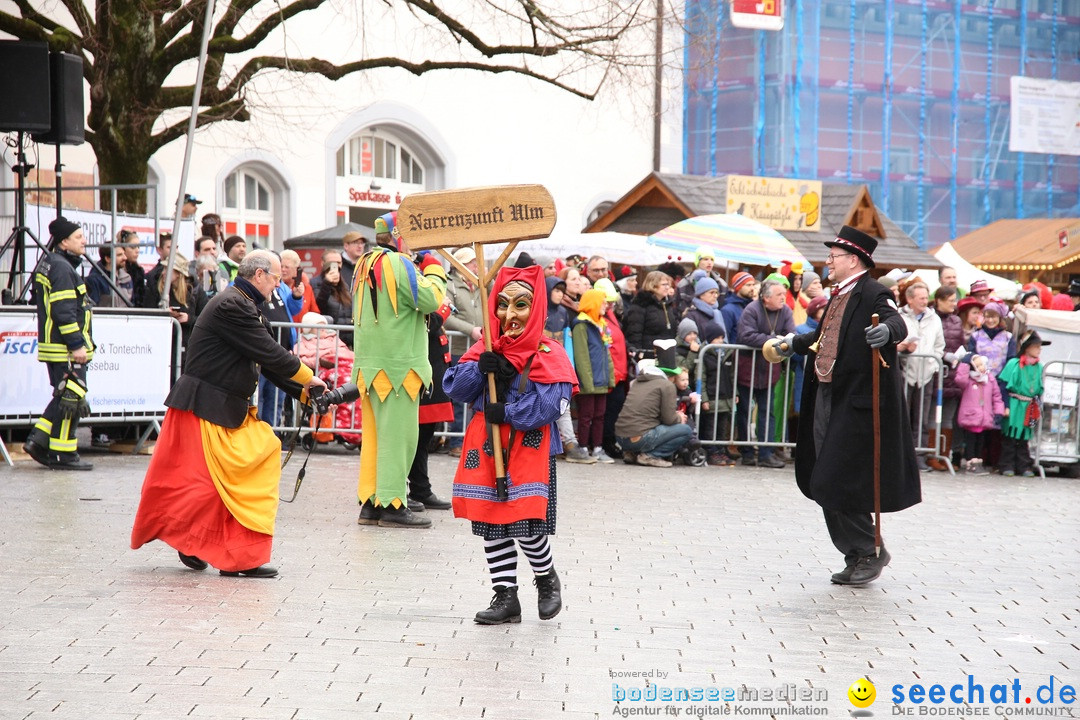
{"left": 791, "top": 274, "right": 921, "bottom": 513}
{"left": 165, "top": 285, "right": 306, "bottom": 428}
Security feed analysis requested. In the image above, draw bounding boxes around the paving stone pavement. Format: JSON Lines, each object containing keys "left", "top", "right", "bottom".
{"left": 1, "top": 444, "right": 1078, "bottom": 720}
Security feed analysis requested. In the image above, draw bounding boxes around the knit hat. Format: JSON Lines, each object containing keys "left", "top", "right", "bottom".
{"left": 223, "top": 235, "right": 245, "bottom": 256}
{"left": 48, "top": 216, "right": 80, "bottom": 245}
{"left": 689, "top": 268, "right": 708, "bottom": 284}
{"left": 806, "top": 295, "right": 829, "bottom": 318}
{"left": 801, "top": 270, "right": 821, "bottom": 288}
{"left": 694, "top": 247, "right": 715, "bottom": 264}
{"left": 694, "top": 276, "right": 720, "bottom": 296}
{"left": 1051, "top": 293, "right": 1074, "bottom": 311}
{"left": 731, "top": 271, "right": 755, "bottom": 293}
{"left": 301, "top": 312, "right": 328, "bottom": 326}
{"left": 593, "top": 277, "right": 619, "bottom": 302}
{"left": 677, "top": 317, "right": 699, "bottom": 342}
{"left": 982, "top": 300, "right": 1008, "bottom": 319}
{"left": 765, "top": 272, "right": 790, "bottom": 289}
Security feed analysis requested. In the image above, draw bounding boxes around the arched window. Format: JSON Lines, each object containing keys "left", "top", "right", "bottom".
{"left": 336, "top": 129, "right": 425, "bottom": 186}
{"left": 334, "top": 128, "right": 427, "bottom": 227}
{"left": 222, "top": 168, "right": 273, "bottom": 247}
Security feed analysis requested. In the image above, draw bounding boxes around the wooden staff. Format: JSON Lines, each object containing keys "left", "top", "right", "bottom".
{"left": 398, "top": 184, "right": 557, "bottom": 502}
{"left": 871, "top": 313, "right": 883, "bottom": 557}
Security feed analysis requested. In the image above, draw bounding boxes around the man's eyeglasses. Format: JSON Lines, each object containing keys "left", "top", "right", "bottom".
{"left": 825, "top": 251, "right": 852, "bottom": 263}
{"left": 263, "top": 268, "right": 281, "bottom": 283}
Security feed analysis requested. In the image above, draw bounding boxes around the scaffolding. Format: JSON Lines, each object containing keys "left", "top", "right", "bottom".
{"left": 684, "top": 0, "right": 1080, "bottom": 248}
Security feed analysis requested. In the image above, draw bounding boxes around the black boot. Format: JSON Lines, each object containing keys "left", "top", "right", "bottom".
{"left": 534, "top": 568, "right": 562, "bottom": 620}
{"left": 475, "top": 586, "right": 521, "bottom": 624}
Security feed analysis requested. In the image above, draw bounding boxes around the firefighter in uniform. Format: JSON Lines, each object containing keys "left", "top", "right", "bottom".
{"left": 22, "top": 217, "right": 96, "bottom": 471}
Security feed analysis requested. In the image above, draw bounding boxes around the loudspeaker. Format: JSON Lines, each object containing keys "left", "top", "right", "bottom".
{"left": 0, "top": 40, "right": 51, "bottom": 133}
{"left": 33, "top": 52, "right": 85, "bottom": 145}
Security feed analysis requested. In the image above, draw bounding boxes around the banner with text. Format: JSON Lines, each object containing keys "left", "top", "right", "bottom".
{"left": 0, "top": 310, "right": 175, "bottom": 420}
{"left": 726, "top": 175, "right": 822, "bottom": 232}
{"left": 1009, "top": 76, "right": 1080, "bottom": 157}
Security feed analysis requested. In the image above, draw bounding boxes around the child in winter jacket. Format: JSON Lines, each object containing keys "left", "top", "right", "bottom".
{"left": 953, "top": 355, "right": 1004, "bottom": 474}
{"left": 571, "top": 288, "right": 616, "bottom": 462}
{"left": 997, "top": 330, "right": 1047, "bottom": 477}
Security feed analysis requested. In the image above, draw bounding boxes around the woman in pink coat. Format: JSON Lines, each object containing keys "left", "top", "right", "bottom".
{"left": 953, "top": 355, "right": 1005, "bottom": 475}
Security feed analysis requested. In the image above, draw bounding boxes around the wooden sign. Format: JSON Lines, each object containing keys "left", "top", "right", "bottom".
{"left": 395, "top": 184, "right": 556, "bottom": 250}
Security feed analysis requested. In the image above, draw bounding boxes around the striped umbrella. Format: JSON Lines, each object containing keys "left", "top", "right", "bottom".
{"left": 646, "top": 213, "right": 809, "bottom": 269}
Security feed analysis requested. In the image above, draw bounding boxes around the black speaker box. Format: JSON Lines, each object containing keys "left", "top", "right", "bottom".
{"left": 33, "top": 52, "right": 85, "bottom": 145}
{"left": 0, "top": 41, "right": 51, "bottom": 133}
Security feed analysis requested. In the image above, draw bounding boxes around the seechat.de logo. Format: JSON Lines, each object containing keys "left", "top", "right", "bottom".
{"left": 0, "top": 331, "right": 38, "bottom": 355}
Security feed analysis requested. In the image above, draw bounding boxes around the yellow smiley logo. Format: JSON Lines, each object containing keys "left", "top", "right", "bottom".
{"left": 848, "top": 678, "right": 876, "bottom": 708}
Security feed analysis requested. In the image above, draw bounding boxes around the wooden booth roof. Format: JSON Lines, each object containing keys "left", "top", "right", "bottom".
{"left": 947, "top": 218, "right": 1080, "bottom": 272}
{"left": 584, "top": 172, "right": 941, "bottom": 270}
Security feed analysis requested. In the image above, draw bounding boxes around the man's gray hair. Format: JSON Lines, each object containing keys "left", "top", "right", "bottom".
{"left": 237, "top": 249, "right": 278, "bottom": 279}
{"left": 759, "top": 278, "right": 785, "bottom": 300}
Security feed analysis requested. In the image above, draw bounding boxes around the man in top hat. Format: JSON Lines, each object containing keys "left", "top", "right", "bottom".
{"left": 352, "top": 211, "right": 447, "bottom": 528}
{"left": 1065, "top": 279, "right": 1080, "bottom": 311}
{"left": 22, "top": 217, "right": 96, "bottom": 471}
{"left": 774, "top": 225, "right": 921, "bottom": 586}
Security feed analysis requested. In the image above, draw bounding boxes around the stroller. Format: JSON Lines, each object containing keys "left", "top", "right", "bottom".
{"left": 294, "top": 313, "right": 362, "bottom": 450}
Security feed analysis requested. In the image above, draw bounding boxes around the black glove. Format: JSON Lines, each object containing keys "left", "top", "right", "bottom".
{"left": 55, "top": 373, "right": 89, "bottom": 420}
{"left": 477, "top": 351, "right": 503, "bottom": 374}
{"left": 484, "top": 402, "right": 506, "bottom": 425}
{"left": 865, "top": 324, "right": 891, "bottom": 349}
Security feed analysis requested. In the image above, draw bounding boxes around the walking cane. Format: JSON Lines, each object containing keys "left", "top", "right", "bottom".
{"left": 871, "top": 313, "right": 883, "bottom": 557}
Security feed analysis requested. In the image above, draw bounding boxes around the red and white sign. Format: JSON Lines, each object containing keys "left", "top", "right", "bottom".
{"left": 730, "top": 0, "right": 784, "bottom": 30}
{"left": 1061, "top": 230, "right": 1070, "bottom": 250}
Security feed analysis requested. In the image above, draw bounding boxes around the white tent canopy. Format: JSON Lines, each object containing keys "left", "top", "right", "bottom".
{"left": 910, "top": 241, "right": 1019, "bottom": 300}
{"left": 482, "top": 231, "right": 697, "bottom": 267}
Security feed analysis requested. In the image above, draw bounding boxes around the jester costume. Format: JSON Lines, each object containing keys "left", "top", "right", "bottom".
{"left": 997, "top": 334, "right": 1046, "bottom": 476}
{"left": 444, "top": 265, "right": 577, "bottom": 624}
{"left": 351, "top": 212, "right": 446, "bottom": 516}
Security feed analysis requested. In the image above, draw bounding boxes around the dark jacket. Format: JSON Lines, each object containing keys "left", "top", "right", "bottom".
{"left": 720, "top": 291, "right": 752, "bottom": 344}
{"left": 937, "top": 309, "right": 964, "bottom": 400}
{"left": 33, "top": 249, "right": 95, "bottom": 363}
{"left": 791, "top": 274, "right": 921, "bottom": 513}
{"left": 622, "top": 291, "right": 677, "bottom": 355}
{"left": 315, "top": 278, "right": 354, "bottom": 345}
{"left": 165, "top": 282, "right": 308, "bottom": 428}
{"left": 735, "top": 299, "right": 796, "bottom": 389}
{"left": 124, "top": 259, "right": 147, "bottom": 308}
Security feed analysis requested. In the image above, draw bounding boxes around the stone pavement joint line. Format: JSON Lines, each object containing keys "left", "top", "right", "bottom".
{"left": 0, "top": 448, "right": 1077, "bottom": 719}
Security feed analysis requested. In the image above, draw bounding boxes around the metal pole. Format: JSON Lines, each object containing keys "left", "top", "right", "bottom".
{"left": 161, "top": 0, "right": 217, "bottom": 308}
{"left": 653, "top": 0, "right": 663, "bottom": 172}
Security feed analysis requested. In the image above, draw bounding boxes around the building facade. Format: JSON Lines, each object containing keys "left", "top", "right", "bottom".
{"left": 684, "top": 0, "right": 1080, "bottom": 248}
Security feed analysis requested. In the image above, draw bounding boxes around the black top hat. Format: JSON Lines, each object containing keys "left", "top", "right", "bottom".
{"left": 1019, "top": 329, "right": 1051, "bottom": 353}
{"left": 824, "top": 225, "right": 878, "bottom": 269}
{"left": 1067, "top": 278, "right": 1080, "bottom": 297}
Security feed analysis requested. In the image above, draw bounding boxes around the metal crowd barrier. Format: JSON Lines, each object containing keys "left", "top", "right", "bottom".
{"left": 0, "top": 308, "right": 183, "bottom": 464}
{"left": 691, "top": 343, "right": 952, "bottom": 472}
{"left": 1033, "top": 360, "right": 1080, "bottom": 480}
{"left": 263, "top": 319, "right": 470, "bottom": 447}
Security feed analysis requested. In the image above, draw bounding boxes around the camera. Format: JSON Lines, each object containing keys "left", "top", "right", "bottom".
{"left": 310, "top": 382, "right": 360, "bottom": 416}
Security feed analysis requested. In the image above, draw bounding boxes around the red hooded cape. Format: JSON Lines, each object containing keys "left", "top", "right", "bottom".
{"left": 460, "top": 264, "right": 577, "bottom": 388}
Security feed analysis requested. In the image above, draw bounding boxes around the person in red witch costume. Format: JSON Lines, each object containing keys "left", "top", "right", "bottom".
{"left": 443, "top": 265, "right": 578, "bottom": 626}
